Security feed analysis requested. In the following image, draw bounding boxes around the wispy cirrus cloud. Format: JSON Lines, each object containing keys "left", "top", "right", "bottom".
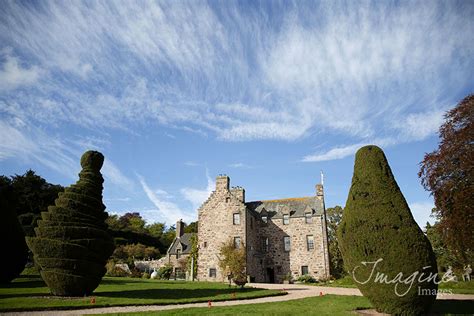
{"left": 0, "top": 1, "right": 472, "bottom": 156}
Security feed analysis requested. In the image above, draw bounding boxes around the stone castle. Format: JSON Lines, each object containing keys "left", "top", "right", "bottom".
{"left": 198, "top": 175, "right": 330, "bottom": 283}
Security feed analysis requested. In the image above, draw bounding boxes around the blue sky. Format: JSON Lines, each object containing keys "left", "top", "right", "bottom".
{"left": 1, "top": 1, "right": 473, "bottom": 229}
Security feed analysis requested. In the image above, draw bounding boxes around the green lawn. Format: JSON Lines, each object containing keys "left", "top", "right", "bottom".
{"left": 0, "top": 275, "right": 284, "bottom": 312}
{"left": 98, "top": 295, "right": 474, "bottom": 316}
{"left": 312, "top": 276, "right": 474, "bottom": 294}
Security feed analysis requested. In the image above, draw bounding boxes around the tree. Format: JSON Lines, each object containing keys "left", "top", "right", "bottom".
{"left": 326, "top": 206, "right": 345, "bottom": 278}
{"left": 186, "top": 234, "right": 198, "bottom": 280}
{"left": 147, "top": 222, "right": 165, "bottom": 238}
{"left": 338, "top": 145, "right": 438, "bottom": 315}
{"left": 425, "top": 220, "right": 458, "bottom": 272}
{"left": 419, "top": 94, "right": 474, "bottom": 265}
{"left": 218, "top": 238, "right": 246, "bottom": 288}
{"left": 0, "top": 176, "right": 28, "bottom": 283}
{"left": 26, "top": 151, "right": 114, "bottom": 296}
{"left": 184, "top": 221, "right": 198, "bottom": 233}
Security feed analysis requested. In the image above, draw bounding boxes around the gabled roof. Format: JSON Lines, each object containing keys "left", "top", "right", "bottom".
{"left": 167, "top": 233, "right": 194, "bottom": 255}
{"left": 245, "top": 196, "right": 323, "bottom": 219}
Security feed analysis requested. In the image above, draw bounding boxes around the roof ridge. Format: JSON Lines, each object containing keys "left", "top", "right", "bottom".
{"left": 246, "top": 196, "right": 314, "bottom": 203}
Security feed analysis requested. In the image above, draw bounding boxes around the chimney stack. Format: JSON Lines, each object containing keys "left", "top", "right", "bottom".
{"left": 176, "top": 219, "right": 185, "bottom": 238}
{"left": 316, "top": 184, "right": 324, "bottom": 197}
{"left": 216, "top": 175, "right": 230, "bottom": 191}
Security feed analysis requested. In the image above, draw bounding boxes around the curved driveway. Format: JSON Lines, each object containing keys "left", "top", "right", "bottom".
{"left": 2, "top": 283, "right": 473, "bottom": 316}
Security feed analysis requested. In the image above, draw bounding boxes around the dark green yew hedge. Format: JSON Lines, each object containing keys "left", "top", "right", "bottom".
{"left": 26, "top": 151, "right": 114, "bottom": 296}
{"left": 0, "top": 183, "right": 28, "bottom": 283}
{"left": 338, "top": 145, "right": 438, "bottom": 315}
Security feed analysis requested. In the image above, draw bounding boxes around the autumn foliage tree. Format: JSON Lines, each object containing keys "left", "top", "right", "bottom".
{"left": 419, "top": 94, "right": 473, "bottom": 264}
{"left": 219, "top": 238, "right": 246, "bottom": 288}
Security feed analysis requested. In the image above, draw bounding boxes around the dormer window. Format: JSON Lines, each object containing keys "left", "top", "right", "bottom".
{"left": 261, "top": 215, "right": 268, "bottom": 223}
{"left": 283, "top": 214, "right": 289, "bottom": 225}
{"left": 305, "top": 212, "right": 312, "bottom": 223}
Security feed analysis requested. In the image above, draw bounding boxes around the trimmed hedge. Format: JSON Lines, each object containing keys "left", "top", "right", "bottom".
{"left": 338, "top": 145, "right": 438, "bottom": 315}
{"left": 0, "top": 181, "right": 28, "bottom": 283}
{"left": 26, "top": 150, "right": 114, "bottom": 296}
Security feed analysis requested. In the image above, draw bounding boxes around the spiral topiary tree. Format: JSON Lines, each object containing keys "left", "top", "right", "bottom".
{"left": 26, "top": 151, "right": 114, "bottom": 296}
{"left": 0, "top": 178, "right": 28, "bottom": 283}
{"left": 338, "top": 145, "right": 438, "bottom": 315}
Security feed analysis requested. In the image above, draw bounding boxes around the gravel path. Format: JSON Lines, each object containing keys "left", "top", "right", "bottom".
{"left": 2, "top": 283, "right": 473, "bottom": 316}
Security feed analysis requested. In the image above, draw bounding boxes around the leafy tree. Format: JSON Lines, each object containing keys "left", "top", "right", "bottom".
{"left": 0, "top": 176, "right": 28, "bottom": 283}
{"left": 338, "top": 145, "right": 437, "bottom": 315}
{"left": 118, "top": 212, "right": 146, "bottom": 233}
{"left": 147, "top": 222, "right": 165, "bottom": 238}
{"left": 419, "top": 94, "right": 473, "bottom": 265}
{"left": 186, "top": 234, "right": 198, "bottom": 280}
{"left": 219, "top": 238, "right": 246, "bottom": 288}
{"left": 425, "top": 220, "right": 458, "bottom": 272}
{"left": 11, "top": 170, "right": 63, "bottom": 216}
{"left": 326, "top": 206, "right": 345, "bottom": 278}
{"left": 160, "top": 224, "right": 176, "bottom": 249}
{"left": 184, "top": 221, "right": 198, "bottom": 233}
{"left": 26, "top": 151, "right": 114, "bottom": 296}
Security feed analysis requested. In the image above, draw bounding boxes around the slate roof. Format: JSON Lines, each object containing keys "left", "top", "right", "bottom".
{"left": 245, "top": 196, "right": 324, "bottom": 219}
{"left": 167, "top": 233, "right": 194, "bottom": 255}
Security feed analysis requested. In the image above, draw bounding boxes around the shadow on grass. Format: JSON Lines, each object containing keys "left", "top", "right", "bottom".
{"left": 1, "top": 280, "right": 46, "bottom": 289}
{"left": 430, "top": 299, "right": 474, "bottom": 314}
{"left": 96, "top": 287, "right": 263, "bottom": 300}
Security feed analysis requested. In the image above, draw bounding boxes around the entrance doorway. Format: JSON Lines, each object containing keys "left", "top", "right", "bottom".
{"left": 266, "top": 267, "right": 275, "bottom": 283}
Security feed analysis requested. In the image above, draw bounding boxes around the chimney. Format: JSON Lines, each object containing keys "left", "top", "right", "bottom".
{"left": 216, "top": 175, "right": 230, "bottom": 191}
{"left": 176, "top": 219, "right": 185, "bottom": 238}
{"left": 231, "top": 186, "right": 245, "bottom": 202}
{"left": 316, "top": 184, "right": 324, "bottom": 197}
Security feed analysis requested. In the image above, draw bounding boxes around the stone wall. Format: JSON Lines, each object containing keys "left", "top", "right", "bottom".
{"left": 197, "top": 175, "right": 330, "bottom": 283}
{"left": 197, "top": 175, "right": 247, "bottom": 281}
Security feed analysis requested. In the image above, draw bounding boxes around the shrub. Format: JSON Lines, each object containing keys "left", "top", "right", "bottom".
{"left": 0, "top": 177, "right": 28, "bottom": 283}
{"left": 157, "top": 264, "right": 173, "bottom": 280}
{"left": 26, "top": 151, "right": 114, "bottom": 296}
{"left": 142, "top": 272, "right": 150, "bottom": 279}
{"left": 338, "top": 146, "right": 438, "bottom": 315}
{"left": 297, "top": 275, "right": 317, "bottom": 283}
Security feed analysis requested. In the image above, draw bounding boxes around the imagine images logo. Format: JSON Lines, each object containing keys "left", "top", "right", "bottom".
{"left": 352, "top": 258, "right": 456, "bottom": 297}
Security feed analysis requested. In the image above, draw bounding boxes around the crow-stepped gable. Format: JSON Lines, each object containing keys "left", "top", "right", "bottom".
{"left": 198, "top": 175, "right": 330, "bottom": 283}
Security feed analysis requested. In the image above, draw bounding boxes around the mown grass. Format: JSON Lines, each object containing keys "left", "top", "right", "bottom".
{"left": 0, "top": 275, "right": 284, "bottom": 312}
{"left": 312, "top": 276, "right": 474, "bottom": 294}
{"left": 98, "top": 294, "right": 474, "bottom": 315}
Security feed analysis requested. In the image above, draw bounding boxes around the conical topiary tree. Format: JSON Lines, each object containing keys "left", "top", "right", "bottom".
{"left": 26, "top": 151, "right": 114, "bottom": 296}
{"left": 0, "top": 177, "right": 28, "bottom": 283}
{"left": 338, "top": 145, "right": 438, "bottom": 315}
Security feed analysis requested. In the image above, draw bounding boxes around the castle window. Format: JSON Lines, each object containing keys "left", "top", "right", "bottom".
{"left": 203, "top": 242, "right": 207, "bottom": 248}
{"left": 233, "top": 213, "right": 240, "bottom": 225}
{"left": 284, "top": 236, "right": 291, "bottom": 251}
{"left": 262, "top": 237, "right": 269, "bottom": 253}
{"left": 307, "top": 235, "right": 314, "bottom": 250}
{"left": 209, "top": 268, "right": 216, "bottom": 278}
{"left": 305, "top": 212, "right": 312, "bottom": 223}
{"left": 234, "top": 236, "right": 241, "bottom": 249}
{"left": 283, "top": 214, "right": 289, "bottom": 225}
{"left": 301, "top": 266, "right": 309, "bottom": 275}
{"left": 261, "top": 215, "right": 268, "bottom": 223}
{"left": 226, "top": 197, "right": 231, "bottom": 203}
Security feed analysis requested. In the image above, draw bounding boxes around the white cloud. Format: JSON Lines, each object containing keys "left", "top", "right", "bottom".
{"left": 138, "top": 175, "right": 194, "bottom": 224}
{"left": 0, "top": 49, "right": 42, "bottom": 91}
{"left": 229, "top": 162, "right": 252, "bottom": 169}
{"left": 409, "top": 201, "right": 436, "bottom": 230}
{"left": 0, "top": 2, "right": 472, "bottom": 145}
{"left": 302, "top": 143, "right": 367, "bottom": 162}
{"left": 180, "top": 172, "right": 215, "bottom": 210}
{"left": 102, "top": 159, "right": 135, "bottom": 189}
